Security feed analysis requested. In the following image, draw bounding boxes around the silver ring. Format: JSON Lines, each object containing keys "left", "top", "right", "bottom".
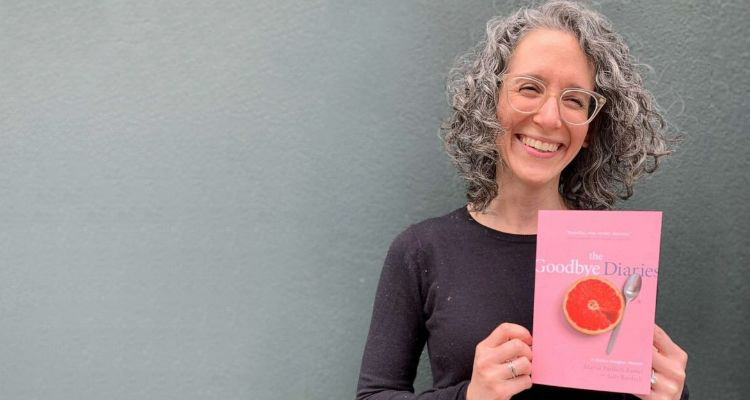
{"left": 507, "top": 361, "right": 517, "bottom": 379}
{"left": 650, "top": 370, "right": 657, "bottom": 385}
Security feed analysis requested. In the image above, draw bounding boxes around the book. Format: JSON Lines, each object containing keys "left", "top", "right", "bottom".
{"left": 531, "top": 210, "right": 662, "bottom": 395}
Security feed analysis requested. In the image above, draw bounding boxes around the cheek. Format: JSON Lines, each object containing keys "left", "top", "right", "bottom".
{"left": 570, "top": 126, "right": 589, "bottom": 147}
{"left": 496, "top": 103, "right": 519, "bottom": 137}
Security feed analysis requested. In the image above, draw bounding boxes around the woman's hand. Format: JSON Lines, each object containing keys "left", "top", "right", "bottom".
{"left": 466, "top": 323, "right": 533, "bottom": 400}
{"left": 635, "top": 324, "right": 688, "bottom": 400}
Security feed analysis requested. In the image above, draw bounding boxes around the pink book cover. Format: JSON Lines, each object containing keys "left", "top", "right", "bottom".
{"left": 532, "top": 210, "right": 662, "bottom": 395}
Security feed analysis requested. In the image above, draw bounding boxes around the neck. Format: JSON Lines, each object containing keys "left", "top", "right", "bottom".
{"left": 469, "top": 173, "right": 567, "bottom": 235}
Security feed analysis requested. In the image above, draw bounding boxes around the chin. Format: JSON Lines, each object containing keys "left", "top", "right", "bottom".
{"left": 514, "top": 170, "right": 560, "bottom": 188}
{"left": 523, "top": 178, "right": 557, "bottom": 188}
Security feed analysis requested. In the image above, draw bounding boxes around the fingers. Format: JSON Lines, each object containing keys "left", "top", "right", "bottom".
{"left": 467, "top": 324, "right": 535, "bottom": 400}
{"left": 653, "top": 349, "right": 684, "bottom": 380}
{"left": 649, "top": 370, "right": 682, "bottom": 399}
{"left": 468, "top": 355, "right": 533, "bottom": 400}
{"left": 474, "top": 338, "right": 532, "bottom": 375}
{"left": 503, "top": 374, "right": 533, "bottom": 394}
{"left": 481, "top": 322, "right": 532, "bottom": 348}
{"left": 648, "top": 325, "right": 688, "bottom": 400}
{"left": 653, "top": 325, "right": 688, "bottom": 367}
{"left": 652, "top": 348, "right": 687, "bottom": 393}
{"left": 475, "top": 324, "right": 533, "bottom": 376}
{"left": 503, "top": 356, "right": 532, "bottom": 379}
{"left": 490, "top": 338, "right": 533, "bottom": 365}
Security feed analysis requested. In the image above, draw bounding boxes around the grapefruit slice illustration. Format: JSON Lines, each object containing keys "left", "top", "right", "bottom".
{"left": 563, "top": 276, "right": 625, "bottom": 335}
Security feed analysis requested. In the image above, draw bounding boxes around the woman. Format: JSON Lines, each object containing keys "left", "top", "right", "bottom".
{"left": 356, "top": 1, "right": 688, "bottom": 399}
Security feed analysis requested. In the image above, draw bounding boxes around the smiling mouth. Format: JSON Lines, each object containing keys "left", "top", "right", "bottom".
{"left": 517, "top": 134, "right": 561, "bottom": 153}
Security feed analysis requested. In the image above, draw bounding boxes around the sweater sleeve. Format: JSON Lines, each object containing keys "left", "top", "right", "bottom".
{"left": 356, "top": 227, "right": 469, "bottom": 400}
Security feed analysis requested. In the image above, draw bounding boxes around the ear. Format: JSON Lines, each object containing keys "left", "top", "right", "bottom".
{"left": 582, "top": 134, "right": 589, "bottom": 148}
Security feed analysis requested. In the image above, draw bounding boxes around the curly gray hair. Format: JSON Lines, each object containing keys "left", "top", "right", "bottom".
{"left": 441, "top": 0, "right": 676, "bottom": 211}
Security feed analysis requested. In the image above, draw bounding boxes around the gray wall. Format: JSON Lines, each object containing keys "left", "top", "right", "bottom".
{"left": 1, "top": 1, "right": 747, "bottom": 399}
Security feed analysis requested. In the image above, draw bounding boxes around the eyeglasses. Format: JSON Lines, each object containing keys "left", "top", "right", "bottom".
{"left": 500, "top": 74, "right": 606, "bottom": 125}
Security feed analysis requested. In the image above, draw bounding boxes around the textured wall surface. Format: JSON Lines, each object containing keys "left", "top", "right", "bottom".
{"left": 1, "top": 1, "right": 747, "bottom": 399}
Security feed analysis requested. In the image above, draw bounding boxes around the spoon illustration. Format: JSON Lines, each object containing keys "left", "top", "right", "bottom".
{"left": 606, "top": 273, "right": 642, "bottom": 355}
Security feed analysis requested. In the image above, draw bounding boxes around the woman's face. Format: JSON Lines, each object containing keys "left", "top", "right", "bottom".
{"left": 496, "top": 28, "right": 595, "bottom": 189}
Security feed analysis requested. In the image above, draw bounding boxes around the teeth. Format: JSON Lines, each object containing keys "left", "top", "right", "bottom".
{"left": 521, "top": 135, "right": 560, "bottom": 152}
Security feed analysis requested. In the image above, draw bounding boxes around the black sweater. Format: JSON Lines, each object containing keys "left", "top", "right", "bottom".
{"left": 356, "top": 206, "right": 688, "bottom": 400}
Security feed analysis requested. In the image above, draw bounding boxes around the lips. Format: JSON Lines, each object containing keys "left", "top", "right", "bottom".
{"left": 516, "top": 134, "right": 562, "bottom": 153}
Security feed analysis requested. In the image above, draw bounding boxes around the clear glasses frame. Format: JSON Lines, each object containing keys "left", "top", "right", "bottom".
{"left": 499, "top": 74, "right": 607, "bottom": 125}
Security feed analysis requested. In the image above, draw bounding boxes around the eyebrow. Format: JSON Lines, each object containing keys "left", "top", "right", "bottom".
{"left": 522, "top": 73, "right": 591, "bottom": 90}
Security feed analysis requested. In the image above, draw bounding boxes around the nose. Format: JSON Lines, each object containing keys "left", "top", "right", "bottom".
{"left": 532, "top": 95, "right": 563, "bottom": 130}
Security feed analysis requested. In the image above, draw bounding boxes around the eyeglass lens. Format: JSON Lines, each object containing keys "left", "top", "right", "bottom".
{"left": 506, "top": 77, "right": 598, "bottom": 124}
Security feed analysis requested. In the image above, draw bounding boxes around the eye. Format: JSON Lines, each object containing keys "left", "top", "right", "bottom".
{"left": 562, "top": 93, "right": 588, "bottom": 109}
{"left": 518, "top": 83, "right": 542, "bottom": 95}
{"left": 563, "top": 97, "right": 584, "bottom": 108}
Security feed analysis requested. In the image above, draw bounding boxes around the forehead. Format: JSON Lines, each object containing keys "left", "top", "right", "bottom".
{"left": 506, "top": 28, "right": 595, "bottom": 89}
